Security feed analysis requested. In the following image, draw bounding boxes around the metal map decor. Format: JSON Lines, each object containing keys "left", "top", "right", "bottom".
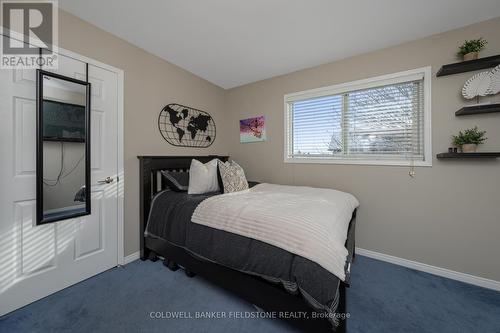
{"left": 158, "top": 103, "right": 216, "bottom": 148}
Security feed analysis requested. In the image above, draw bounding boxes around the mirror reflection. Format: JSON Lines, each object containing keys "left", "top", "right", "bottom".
{"left": 39, "top": 71, "right": 90, "bottom": 224}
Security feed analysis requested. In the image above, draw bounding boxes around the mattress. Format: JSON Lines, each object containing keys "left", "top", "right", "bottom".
{"left": 145, "top": 189, "right": 355, "bottom": 318}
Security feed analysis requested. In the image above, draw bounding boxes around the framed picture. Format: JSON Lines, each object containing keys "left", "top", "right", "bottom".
{"left": 240, "top": 116, "right": 266, "bottom": 143}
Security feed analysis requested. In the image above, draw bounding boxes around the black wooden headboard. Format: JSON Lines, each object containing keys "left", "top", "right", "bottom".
{"left": 137, "top": 155, "right": 229, "bottom": 260}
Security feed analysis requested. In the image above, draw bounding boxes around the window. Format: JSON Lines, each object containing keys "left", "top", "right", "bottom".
{"left": 284, "top": 67, "right": 431, "bottom": 166}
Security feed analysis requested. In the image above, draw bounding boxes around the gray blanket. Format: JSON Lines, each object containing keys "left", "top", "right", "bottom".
{"left": 145, "top": 189, "right": 354, "bottom": 324}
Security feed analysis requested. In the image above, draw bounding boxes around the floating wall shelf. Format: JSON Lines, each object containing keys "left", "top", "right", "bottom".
{"left": 436, "top": 55, "right": 500, "bottom": 77}
{"left": 455, "top": 103, "right": 500, "bottom": 116}
{"left": 437, "top": 152, "right": 500, "bottom": 159}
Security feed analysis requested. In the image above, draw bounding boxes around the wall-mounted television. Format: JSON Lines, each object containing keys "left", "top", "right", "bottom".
{"left": 42, "top": 100, "right": 86, "bottom": 142}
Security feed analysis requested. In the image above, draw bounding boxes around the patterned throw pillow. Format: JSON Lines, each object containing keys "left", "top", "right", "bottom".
{"left": 218, "top": 161, "right": 249, "bottom": 193}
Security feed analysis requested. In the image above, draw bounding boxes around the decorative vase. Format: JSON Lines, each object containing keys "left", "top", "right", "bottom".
{"left": 463, "top": 52, "right": 478, "bottom": 61}
{"left": 461, "top": 144, "right": 478, "bottom": 153}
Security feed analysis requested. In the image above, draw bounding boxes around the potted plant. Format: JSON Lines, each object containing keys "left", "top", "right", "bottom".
{"left": 452, "top": 126, "right": 487, "bottom": 153}
{"left": 457, "top": 38, "right": 488, "bottom": 61}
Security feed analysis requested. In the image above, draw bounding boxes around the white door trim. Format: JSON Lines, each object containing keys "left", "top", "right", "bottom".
{"left": 0, "top": 30, "right": 126, "bottom": 267}
{"left": 116, "top": 68, "right": 125, "bottom": 265}
{"left": 123, "top": 251, "right": 140, "bottom": 265}
{"left": 356, "top": 247, "right": 500, "bottom": 292}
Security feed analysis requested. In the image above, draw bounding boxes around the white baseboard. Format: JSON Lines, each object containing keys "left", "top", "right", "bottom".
{"left": 356, "top": 247, "right": 500, "bottom": 292}
{"left": 123, "top": 251, "right": 140, "bottom": 265}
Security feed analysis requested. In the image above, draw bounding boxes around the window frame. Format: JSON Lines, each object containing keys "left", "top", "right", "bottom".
{"left": 284, "top": 67, "right": 432, "bottom": 167}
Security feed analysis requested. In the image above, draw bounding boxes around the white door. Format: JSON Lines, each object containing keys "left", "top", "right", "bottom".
{"left": 0, "top": 36, "right": 120, "bottom": 315}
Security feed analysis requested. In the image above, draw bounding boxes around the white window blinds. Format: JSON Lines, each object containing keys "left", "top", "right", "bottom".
{"left": 285, "top": 68, "right": 431, "bottom": 166}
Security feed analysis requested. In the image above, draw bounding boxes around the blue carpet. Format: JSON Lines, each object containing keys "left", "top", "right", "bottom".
{"left": 1, "top": 255, "right": 499, "bottom": 333}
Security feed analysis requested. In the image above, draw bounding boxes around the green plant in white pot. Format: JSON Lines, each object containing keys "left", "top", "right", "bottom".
{"left": 457, "top": 38, "right": 487, "bottom": 61}
{"left": 452, "top": 126, "right": 487, "bottom": 153}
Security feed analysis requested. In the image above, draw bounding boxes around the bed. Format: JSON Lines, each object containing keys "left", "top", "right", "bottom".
{"left": 138, "top": 155, "right": 357, "bottom": 333}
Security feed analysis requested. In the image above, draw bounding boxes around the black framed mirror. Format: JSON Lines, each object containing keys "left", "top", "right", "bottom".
{"left": 36, "top": 69, "right": 91, "bottom": 225}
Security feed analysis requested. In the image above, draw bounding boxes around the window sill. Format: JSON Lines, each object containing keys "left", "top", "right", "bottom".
{"left": 284, "top": 157, "right": 432, "bottom": 167}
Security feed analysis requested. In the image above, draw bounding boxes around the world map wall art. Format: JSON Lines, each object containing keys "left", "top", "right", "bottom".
{"left": 158, "top": 103, "right": 216, "bottom": 148}
{"left": 240, "top": 115, "right": 266, "bottom": 143}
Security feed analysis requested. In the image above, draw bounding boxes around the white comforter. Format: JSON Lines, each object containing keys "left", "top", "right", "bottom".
{"left": 191, "top": 183, "right": 359, "bottom": 281}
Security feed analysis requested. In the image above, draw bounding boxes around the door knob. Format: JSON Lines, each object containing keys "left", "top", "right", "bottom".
{"left": 97, "top": 176, "right": 114, "bottom": 184}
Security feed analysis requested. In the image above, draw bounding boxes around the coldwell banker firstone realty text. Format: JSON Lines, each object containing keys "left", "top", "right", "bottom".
{"left": 149, "top": 311, "right": 311, "bottom": 320}
{"left": 149, "top": 311, "right": 350, "bottom": 320}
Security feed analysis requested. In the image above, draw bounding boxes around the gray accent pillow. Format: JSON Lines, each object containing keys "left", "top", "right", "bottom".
{"left": 218, "top": 161, "right": 249, "bottom": 193}
{"left": 160, "top": 170, "right": 189, "bottom": 192}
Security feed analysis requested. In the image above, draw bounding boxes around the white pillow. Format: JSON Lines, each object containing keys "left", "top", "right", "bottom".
{"left": 188, "top": 159, "right": 220, "bottom": 194}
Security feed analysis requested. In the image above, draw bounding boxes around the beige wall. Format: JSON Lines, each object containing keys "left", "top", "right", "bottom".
{"left": 225, "top": 18, "right": 500, "bottom": 281}
{"left": 58, "top": 10, "right": 229, "bottom": 256}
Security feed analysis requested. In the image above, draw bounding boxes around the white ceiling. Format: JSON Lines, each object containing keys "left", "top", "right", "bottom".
{"left": 59, "top": 0, "right": 500, "bottom": 89}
